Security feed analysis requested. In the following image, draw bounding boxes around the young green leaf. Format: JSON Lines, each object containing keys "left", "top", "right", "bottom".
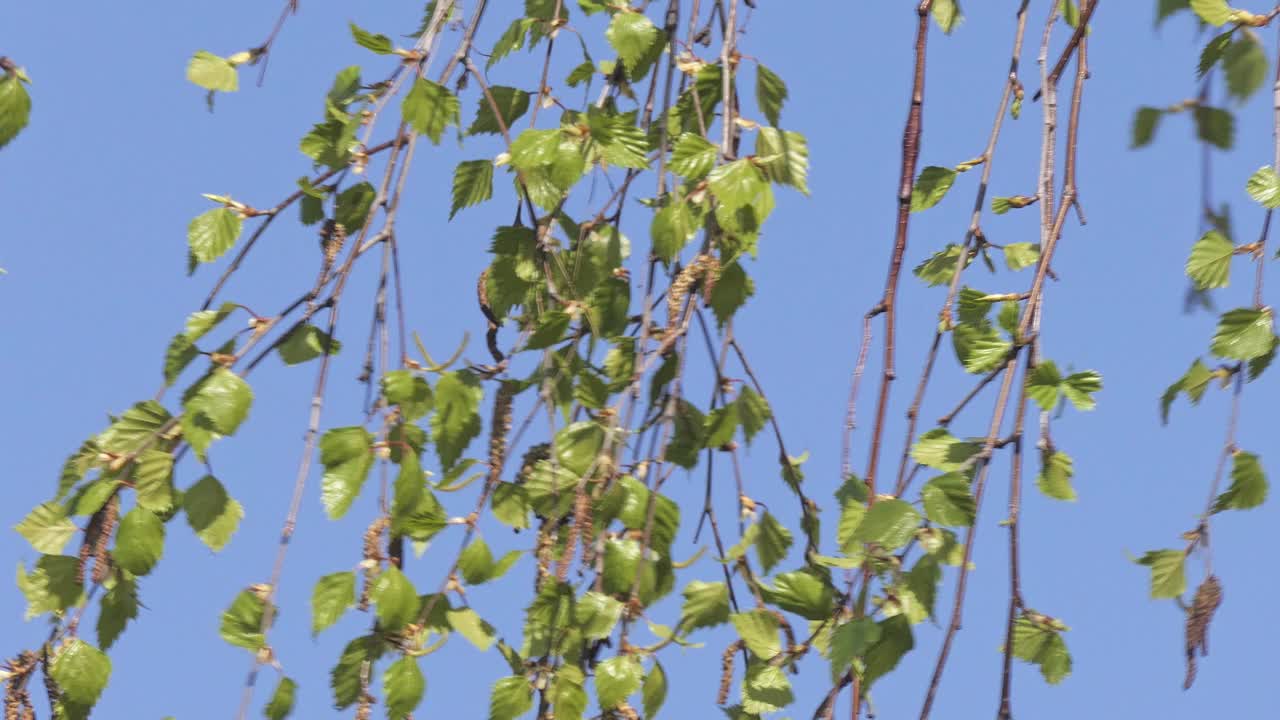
{"left": 1160, "top": 358, "right": 1215, "bottom": 423}
{"left": 911, "top": 428, "right": 980, "bottom": 472}
{"left": 220, "top": 589, "right": 269, "bottom": 650}
{"left": 349, "top": 22, "right": 394, "bottom": 54}
{"left": 1212, "top": 450, "right": 1267, "bottom": 512}
{"left": 371, "top": 566, "right": 418, "bottom": 631}
{"left": 112, "top": 507, "right": 165, "bottom": 576}
{"left": 312, "top": 571, "right": 356, "bottom": 636}
{"left": 1062, "top": 370, "right": 1102, "bottom": 410}
{"left": 731, "top": 610, "right": 782, "bottom": 659}
{"left": 643, "top": 660, "right": 668, "bottom": 719}
{"left": 186, "top": 51, "right": 239, "bottom": 92}
{"left": 432, "top": 370, "right": 483, "bottom": 469}
{"left": 188, "top": 208, "right": 243, "bottom": 264}
{"left": 931, "top": 0, "right": 964, "bottom": 33}
{"left": 1210, "top": 307, "right": 1275, "bottom": 360}
{"left": 451, "top": 159, "right": 494, "bottom": 219}
{"left": 382, "top": 370, "right": 433, "bottom": 421}
{"left": 606, "top": 10, "right": 659, "bottom": 71}
{"left": 668, "top": 133, "right": 718, "bottom": 180}
{"left": 50, "top": 639, "right": 112, "bottom": 708}
{"left": 760, "top": 570, "right": 835, "bottom": 621}
{"left": 1224, "top": 33, "right": 1267, "bottom": 100}
{"left": 1132, "top": 107, "right": 1162, "bottom": 148}
{"left": 319, "top": 427, "right": 374, "bottom": 519}
{"left": 680, "top": 580, "right": 730, "bottom": 631}
{"left": 1135, "top": 549, "right": 1186, "bottom": 599}
{"left": 756, "top": 511, "right": 793, "bottom": 573}
{"left": 469, "top": 86, "right": 530, "bottom": 136}
{"left": 1003, "top": 242, "right": 1040, "bottom": 271}
{"left": 596, "top": 655, "right": 643, "bottom": 708}
{"left": 183, "top": 475, "right": 244, "bottom": 551}
{"left": 1246, "top": 166, "right": 1280, "bottom": 208}
{"left": 384, "top": 656, "right": 426, "bottom": 719}
{"left": 741, "top": 662, "right": 794, "bottom": 715}
{"left": 1187, "top": 230, "right": 1235, "bottom": 289}
{"left": 15, "top": 502, "right": 77, "bottom": 554}
{"left": 0, "top": 70, "right": 32, "bottom": 149}
{"left": 755, "top": 128, "right": 809, "bottom": 194}
{"left": 1037, "top": 450, "right": 1077, "bottom": 501}
{"left": 1189, "top": 0, "right": 1233, "bottom": 26}
{"left": 910, "top": 166, "right": 958, "bottom": 212}
{"left": 854, "top": 499, "right": 921, "bottom": 550}
{"left": 264, "top": 676, "right": 297, "bottom": 720}
{"left": 921, "top": 473, "right": 976, "bottom": 527}
{"left": 277, "top": 324, "right": 342, "bottom": 365}
{"left": 1010, "top": 616, "right": 1072, "bottom": 684}
{"left": 1195, "top": 105, "right": 1235, "bottom": 150}
{"left": 96, "top": 576, "right": 139, "bottom": 651}
{"left": 489, "top": 676, "right": 533, "bottom": 720}
{"left": 755, "top": 63, "right": 787, "bottom": 126}
{"left": 403, "top": 78, "right": 459, "bottom": 144}
{"left": 448, "top": 607, "right": 498, "bottom": 651}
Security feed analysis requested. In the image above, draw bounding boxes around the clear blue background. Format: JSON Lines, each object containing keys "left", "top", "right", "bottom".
{"left": 3, "top": 2, "right": 1276, "bottom": 718}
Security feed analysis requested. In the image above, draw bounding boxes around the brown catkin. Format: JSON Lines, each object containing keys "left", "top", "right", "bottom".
{"left": 488, "top": 382, "right": 515, "bottom": 488}
{"left": 320, "top": 220, "right": 347, "bottom": 267}
{"left": 3, "top": 652, "right": 37, "bottom": 720}
{"left": 1184, "top": 574, "right": 1224, "bottom": 690}
{"left": 616, "top": 702, "right": 640, "bottom": 720}
{"left": 91, "top": 495, "right": 119, "bottom": 585}
{"left": 358, "top": 516, "right": 390, "bottom": 611}
{"left": 666, "top": 254, "right": 721, "bottom": 329}
{"left": 518, "top": 444, "right": 551, "bottom": 484}
{"left": 718, "top": 640, "right": 743, "bottom": 705}
{"left": 535, "top": 518, "right": 556, "bottom": 592}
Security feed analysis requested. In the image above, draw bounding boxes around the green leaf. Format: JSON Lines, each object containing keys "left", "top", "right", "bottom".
{"left": 837, "top": 495, "right": 867, "bottom": 555}
{"left": 931, "top": 0, "right": 964, "bottom": 33}
{"left": 183, "top": 366, "right": 253, "bottom": 440}
{"left": 1135, "top": 549, "right": 1186, "bottom": 599}
{"left": 1213, "top": 450, "right": 1267, "bottom": 512}
{"left": 183, "top": 475, "right": 243, "bottom": 551}
{"left": 710, "top": 261, "right": 756, "bottom": 327}
{"left": 1158, "top": 0, "right": 1192, "bottom": 26}
{"left": 51, "top": 639, "right": 111, "bottom": 707}
{"left": 188, "top": 208, "right": 243, "bottom": 264}
{"left": 680, "top": 580, "right": 730, "bottom": 631}
{"left": 755, "top": 63, "right": 787, "bottom": 127}
{"left": 185, "top": 302, "right": 236, "bottom": 341}
{"left": 669, "top": 133, "right": 718, "bottom": 180}
{"left": 311, "top": 571, "right": 356, "bottom": 635}
{"left": 372, "top": 566, "right": 418, "bottom": 631}
{"left": 1027, "top": 361, "right": 1064, "bottom": 411}
{"left": 741, "top": 662, "right": 794, "bottom": 715}
{"left": 731, "top": 610, "right": 781, "bottom": 659}
{"left": 277, "top": 324, "right": 342, "bottom": 365}
{"left": 334, "top": 181, "right": 376, "bottom": 230}
{"left": 382, "top": 370, "right": 433, "bottom": 421}
{"left": 489, "top": 676, "right": 533, "bottom": 720}
{"left": 1132, "top": 107, "right": 1162, "bottom": 148}
{"left": 510, "top": 128, "right": 562, "bottom": 168}
{"left": 17, "top": 555, "right": 82, "bottom": 620}
{"left": 952, "top": 321, "right": 1011, "bottom": 373}
{"left": 587, "top": 106, "right": 650, "bottom": 169}
{"left": 459, "top": 537, "right": 521, "bottom": 585}
{"left": 863, "top": 616, "right": 914, "bottom": 688}
{"left": 914, "top": 245, "right": 967, "bottom": 286}
{"left": 1211, "top": 307, "right": 1275, "bottom": 360}
{"left": 760, "top": 570, "right": 834, "bottom": 621}
{"left": 403, "top": 78, "right": 460, "bottom": 144}
{"left": 854, "top": 499, "right": 920, "bottom": 550}
{"left": 330, "top": 636, "right": 383, "bottom": 709}
{"left": 643, "top": 660, "right": 668, "bottom": 719}
{"left": 384, "top": 656, "right": 426, "bottom": 719}
{"left": 0, "top": 72, "right": 33, "bottom": 149}
{"left": 1195, "top": 106, "right": 1235, "bottom": 150}
{"left": 469, "top": 86, "right": 530, "bottom": 135}
{"left": 432, "top": 371, "right": 483, "bottom": 469}
{"left": 755, "top": 128, "right": 809, "bottom": 194}
{"left": 1062, "top": 370, "right": 1102, "bottom": 410}
{"left": 576, "top": 591, "right": 624, "bottom": 640}
{"left": 910, "top": 166, "right": 958, "bottom": 212}
{"left": 349, "top": 22, "right": 394, "bottom": 54}
{"left": 15, "top": 502, "right": 77, "bottom": 554}
{"left": 651, "top": 199, "right": 697, "bottom": 262}
{"left": 1011, "top": 616, "right": 1072, "bottom": 684}
{"left": 300, "top": 118, "right": 359, "bottom": 169}
{"left": 113, "top": 507, "right": 165, "bottom": 576}
{"left": 264, "top": 676, "right": 297, "bottom": 720}
{"left": 1198, "top": 31, "right": 1233, "bottom": 78}
{"left": 1161, "top": 358, "right": 1215, "bottom": 423}
{"left": 164, "top": 333, "right": 199, "bottom": 384}
{"left": 448, "top": 607, "right": 498, "bottom": 651}
{"left": 319, "top": 427, "right": 374, "bottom": 519}
{"left": 704, "top": 406, "right": 738, "bottom": 449}
{"left": 708, "top": 158, "right": 770, "bottom": 213}
{"left": 220, "top": 589, "right": 269, "bottom": 650}
{"left": 96, "top": 576, "right": 138, "bottom": 651}
{"left": 1247, "top": 166, "right": 1280, "bottom": 208}
{"left": 1003, "top": 242, "right": 1040, "bottom": 271}
{"left": 911, "top": 428, "right": 979, "bottom": 472}
{"left": 451, "top": 159, "right": 495, "bottom": 219}
{"left": 607, "top": 10, "right": 659, "bottom": 72}
{"left": 1186, "top": 230, "right": 1235, "bottom": 289}
{"left": 187, "top": 51, "right": 238, "bottom": 92}
{"left": 1224, "top": 34, "right": 1267, "bottom": 100}
{"left": 1037, "top": 450, "right": 1076, "bottom": 501}
{"left": 1190, "top": 0, "right": 1232, "bottom": 26}
{"left": 921, "top": 473, "right": 976, "bottom": 527}
{"left": 596, "top": 655, "right": 643, "bottom": 708}
{"left": 829, "top": 617, "right": 881, "bottom": 676}
{"left": 755, "top": 511, "right": 792, "bottom": 573}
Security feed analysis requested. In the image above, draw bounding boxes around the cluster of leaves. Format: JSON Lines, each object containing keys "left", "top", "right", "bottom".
{"left": 1131, "top": 0, "right": 1275, "bottom": 688}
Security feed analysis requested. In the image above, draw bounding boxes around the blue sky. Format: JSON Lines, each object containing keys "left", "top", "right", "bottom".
{"left": 2, "top": 2, "right": 1277, "bottom": 718}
